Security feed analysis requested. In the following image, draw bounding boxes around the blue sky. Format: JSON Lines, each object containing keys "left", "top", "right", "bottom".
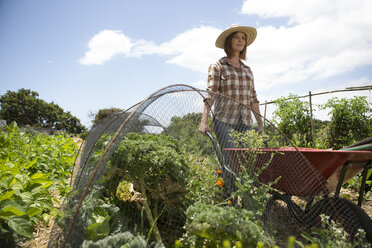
{"left": 1, "top": 0, "right": 371, "bottom": 128}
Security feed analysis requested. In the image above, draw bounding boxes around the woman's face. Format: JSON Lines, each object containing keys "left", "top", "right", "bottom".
{"left": 230, "top": 32, "right": 246, "bottom": 53}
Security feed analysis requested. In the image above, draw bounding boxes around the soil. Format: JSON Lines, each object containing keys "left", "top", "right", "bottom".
{"left": 17, "top": 218, "right": 55, "bottom": 248}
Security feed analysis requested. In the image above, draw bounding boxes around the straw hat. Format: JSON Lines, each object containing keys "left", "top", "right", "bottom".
{"left": 215, "top": 24, "right": 257, "bottom": 49}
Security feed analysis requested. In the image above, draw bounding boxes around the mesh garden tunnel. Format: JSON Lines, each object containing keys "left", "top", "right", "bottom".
{"left": 47, "top": 84, "right": 372, "bottom": 247}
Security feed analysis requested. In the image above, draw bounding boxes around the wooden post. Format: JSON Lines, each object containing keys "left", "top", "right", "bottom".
{"left": 264, "top": 100, "right": 267, "bottom": 129}
{"left": 309, "top": 91, "right": 315, "bottom": 148}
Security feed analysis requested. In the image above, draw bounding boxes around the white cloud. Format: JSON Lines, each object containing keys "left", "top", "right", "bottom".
{"left": 79, "top": 1, "right": 372, "bottom": 94}
{"left": 131, "top": 26, "right": 225, "bottom": 71}
{"left": 79, "top": 26, "right": 224, "bottom": 71}
{"left": 160, "top": 26, "right": 224, "bottom": 71}
{"left": 242, "top": 0, "right": 361, "bottom": 25}
{"left": 241, "top": 0, "right": 372, "bottom": 90}
{"left": 79, "top": 30, "right": 133, "bottom": 65}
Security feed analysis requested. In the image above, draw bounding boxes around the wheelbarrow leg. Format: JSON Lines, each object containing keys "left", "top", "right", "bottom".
{"left": 358, "top": 162, "right": 372, "bottom": 207}
{"left": 334, "top": 162, "right": 371, "bottom": 207}
{"left": 334, "top": 162, "right": 351, "bottom": 197}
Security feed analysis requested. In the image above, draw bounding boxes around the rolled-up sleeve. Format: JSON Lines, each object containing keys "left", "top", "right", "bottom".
{"left": 249, "top": 72, "right": 259, "bottom": 104}
{"left": 205, "top": 63, "right": 221, "bottom": 101}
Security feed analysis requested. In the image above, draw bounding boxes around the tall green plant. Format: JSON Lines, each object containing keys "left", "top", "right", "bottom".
{"left": 321, "top": 96, "right": 372, "bottom": 149}
{"left": 272, "top": 94, "right": 312, "bottom": 147}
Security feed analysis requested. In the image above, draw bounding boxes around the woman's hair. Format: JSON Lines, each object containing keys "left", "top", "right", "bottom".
{"left": 224, "top": 32, "right": 247, "bottom": 60}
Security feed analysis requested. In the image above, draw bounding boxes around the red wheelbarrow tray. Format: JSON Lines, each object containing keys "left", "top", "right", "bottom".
{"left": 224, "top": 145, "right": 372, "bottom": 197}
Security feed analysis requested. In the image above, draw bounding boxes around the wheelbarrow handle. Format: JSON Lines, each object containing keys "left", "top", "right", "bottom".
{"left": 205, "top": 131, "right": 233, "bottom": 175}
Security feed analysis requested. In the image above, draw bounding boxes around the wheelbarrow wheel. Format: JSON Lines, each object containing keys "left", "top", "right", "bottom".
{"left": 311, "top": 196, "right": 372, "bottom": 245}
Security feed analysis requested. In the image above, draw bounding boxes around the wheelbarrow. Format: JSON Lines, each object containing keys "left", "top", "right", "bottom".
{"left": 206, "top": 132, "right": 372, "bottom": 244}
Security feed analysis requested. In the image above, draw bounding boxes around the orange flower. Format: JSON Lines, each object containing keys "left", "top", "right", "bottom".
{"left": 228, "top": 200, "right": 232, "bottom": 206}
{"left": 216, "top": 178, "right": 224, "bottom": 187}
{"left": 216, "top": 169, "right": 223, "bottom": 175}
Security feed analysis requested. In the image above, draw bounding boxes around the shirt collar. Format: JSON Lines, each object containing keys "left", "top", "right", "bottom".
{"left": 219, "top": 56, "right": 249, "bottom": 69}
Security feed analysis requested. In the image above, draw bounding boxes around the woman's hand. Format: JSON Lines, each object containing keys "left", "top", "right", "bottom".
{"left": 199, "top": 122, "right": 211, "bottom": 136}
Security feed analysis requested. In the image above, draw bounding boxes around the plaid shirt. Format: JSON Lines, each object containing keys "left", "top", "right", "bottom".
{"left": 206, "top": 57, "right": 259, "bottom": 126}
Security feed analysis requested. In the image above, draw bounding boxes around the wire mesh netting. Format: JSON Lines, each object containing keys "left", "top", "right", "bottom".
{"left": 48, "top": 84, "right": 372, "bottom": 247}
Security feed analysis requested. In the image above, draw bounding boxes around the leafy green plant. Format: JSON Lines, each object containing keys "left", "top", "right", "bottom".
{"left": 181, "top": 202, "right": 275, "bottom": 247}
{"left": 180, "top": 130, "right": 277, "bottom": 247}
{"left": 229, "top": 129, "right": 269, "bottom": 149}
{"left": 314, "top": 127, "right": 328, "bottom": 149}
{"left": 107, "top": 133, "right": 191, "bottom": 244}
{"left": 295, "top": 215, "right": 366, "bottom": 248}
{"left": 229, "top": 130, "right": 279, "bottom": 215}
{"left": 320, "top": 96, "right": 371, "bottom": 149}
{"left": 272, "top": 94, "right": 312, "bottom": 147}
{"left": 81, "top": 231, "right": 165, "bottom": 248}
{"left": 0, "top": 122, "right": 78, "bottom": 240}
{"left": 184, "top": 155, "right": 221, "bottom": 205}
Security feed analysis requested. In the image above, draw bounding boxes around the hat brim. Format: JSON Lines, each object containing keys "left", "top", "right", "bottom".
{"left": 215, "top": 26, "right": 257, "bottom": 49}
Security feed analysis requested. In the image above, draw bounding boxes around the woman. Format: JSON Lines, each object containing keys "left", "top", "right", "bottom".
{"left": 199, "top": 24, "right": 264, "bottom": 159}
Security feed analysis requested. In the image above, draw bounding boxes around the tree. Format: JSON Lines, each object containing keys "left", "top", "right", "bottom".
{"left": 0, "top": 88, "right": 86, "bottom": 134}
{"left": 321, "top": 96, "right": 372, "bottom": 149}
{"left": 91, "top": 108, "right": 154, "bottom": 135}
{"left": 91, "top": 108, "right": 122, "bottom": 125}
{"left": 0, "top": 89, "right": 40, "bottom": 125}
